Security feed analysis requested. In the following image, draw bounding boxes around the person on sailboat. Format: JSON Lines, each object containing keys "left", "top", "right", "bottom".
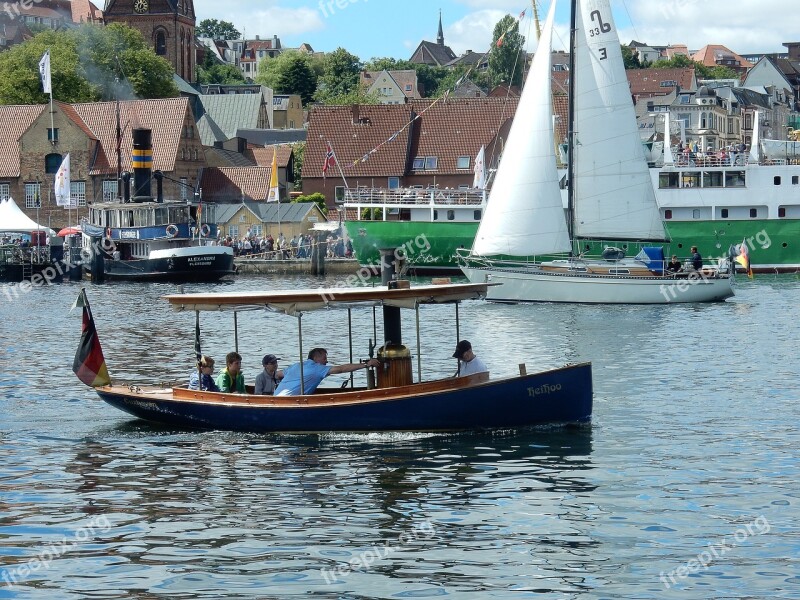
{"left": 453, "top": 340, "right": 488, "bottom": 377}
{"left": 690, "top": 247, "right": 703, "bottom": 271}
{"left": 667, "top": 255, "right": 682, "bottom": 273}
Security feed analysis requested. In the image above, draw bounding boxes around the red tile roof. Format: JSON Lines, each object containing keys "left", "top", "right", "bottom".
{"left": 71, "top": 97, "right": 191, "bottom": 175}
{"left": 201, "top": 167, "right": 275, "bottom": 202}
{"left": 245, "top": 144, "right": 293, "bottom": 167}
{"left": 626, "top": 68, "right": 696, "bottom": 98}
{"left": 691, "top": 45, "right": 753, "bottom": 70}
{"left": 0, "top": 104, "right": 46, "bottom": 177}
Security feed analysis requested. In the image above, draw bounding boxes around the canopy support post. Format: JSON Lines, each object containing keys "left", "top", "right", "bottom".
{"left": 348, "top": 308, "right": 354, "bottom": 388}
{"left": 455, "top": 302, "right": 460, "bottom": 343}
{"left": 298, "top": 313, "right": 305, "bottom": 395}
{"left": 234, "top": 311, "right": 239, "bottom": 354}
{"left": 415, "top": 303, "right": 422, "bottom": 383}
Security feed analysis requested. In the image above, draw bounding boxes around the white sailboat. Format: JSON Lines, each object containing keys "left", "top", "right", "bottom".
{"left": 460, "top": 0, "right": 734, "bottom": 304}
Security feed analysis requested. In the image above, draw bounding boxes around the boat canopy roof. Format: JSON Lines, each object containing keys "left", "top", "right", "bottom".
{"left": 164, "top": 283, "right": 490, "bottom": 315}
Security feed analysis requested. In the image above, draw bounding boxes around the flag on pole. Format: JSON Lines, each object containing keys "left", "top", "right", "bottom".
{"left": 267, "top": 146, "right": 279, "bottom": 202}
{"left": 322, "top": 142, "right": 337, "bottom": 178}
{"left": 735, "top": 238, "right": 753, "bottom": 278}
{"left": 472, "top": 145, "right": 486, "bottom": 189}
{"left": 72, "top": 289, "right": 111, "bottom": 388}
{"left": 54, "top": 153, "right": 71, "bottom": 207}
{"left": 39, "top": 50, "right": 52, "bottom": 95}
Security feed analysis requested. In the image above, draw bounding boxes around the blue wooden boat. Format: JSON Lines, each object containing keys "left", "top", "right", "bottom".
{"left": 87, "top": 282, "right": 593, "bottom": 432}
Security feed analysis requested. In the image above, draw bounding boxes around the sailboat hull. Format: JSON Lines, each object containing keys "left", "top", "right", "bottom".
{"left": 462, "top": 264, "right": 734, "bottom": 304}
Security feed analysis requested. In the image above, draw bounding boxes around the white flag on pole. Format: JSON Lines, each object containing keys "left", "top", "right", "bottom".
{"left": 39, "top": 50, "right": 51, "bottom": 95}
{"left": 472, "top": 145, "right": 486, "bottom": 189}
{"left": 55, "top": 154, "right": 71, "bottom": 207}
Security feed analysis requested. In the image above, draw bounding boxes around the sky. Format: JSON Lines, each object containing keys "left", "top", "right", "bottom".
{"left": 192, "top": 0, "right": 800, "bottom": 61}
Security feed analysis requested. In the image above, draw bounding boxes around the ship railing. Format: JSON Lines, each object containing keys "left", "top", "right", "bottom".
{"left": 666, "top": 146, "right": 752, "bottom": 168}
{"left": 342, "top": 187, "right": 486, "bottom": 207}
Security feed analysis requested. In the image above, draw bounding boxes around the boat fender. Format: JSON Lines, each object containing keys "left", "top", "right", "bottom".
{"left": 166, "top": 224, "right": 179, "bottom": 238}
{"left": 200, "top": 223, "right": 211, "bottom": 237}
{"left": 105, "top": 227, "right": 112, "bottom": 239}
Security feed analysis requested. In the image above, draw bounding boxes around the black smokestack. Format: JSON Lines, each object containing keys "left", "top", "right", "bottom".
{"left": 131, "top": 128, "right": 152, "bottom": 202}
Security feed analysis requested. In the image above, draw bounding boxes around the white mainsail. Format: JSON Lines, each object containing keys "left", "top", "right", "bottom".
{"left": 471, "top": 0, "right": 570, "bottom": 257}
{"left": 572, "top": 0, "right": 666, "bottom": 241}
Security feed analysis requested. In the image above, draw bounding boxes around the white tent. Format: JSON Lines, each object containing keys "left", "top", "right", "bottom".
{"left": 0, "top": 197, "right": 56, "bottom": 237}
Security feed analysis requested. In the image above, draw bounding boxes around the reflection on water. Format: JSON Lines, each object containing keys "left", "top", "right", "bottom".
{"left": 1, "top": 275, "right": 799, "bottom": 597}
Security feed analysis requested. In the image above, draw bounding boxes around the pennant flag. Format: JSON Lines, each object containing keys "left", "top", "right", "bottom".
{"left": 735, "top": 239, "right": 753, "bottom": 278}
{"left": 473, "top": 145, "right": 486, "bottom": 189}
{"left": 267, "top": 146, "right": 279, "bottom": 202}
{"left": 72, "top": 289, "right": 111, "bottom": 388}
{"left": 519, "top": 8, "right": 526, "bottom": 20}
{"left": 39, "top": 50, "right": 51, "bottom": 95}
{"left": 54, "top": 153, "right": 71, "bottom": 207}
{"left": 496, "top": 34, "right": 505, "bottom": 48}
{"left": 322, "top": 142, "right": 337, "bottom": 178}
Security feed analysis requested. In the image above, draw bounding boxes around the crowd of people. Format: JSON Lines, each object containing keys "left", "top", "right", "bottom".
{"left": 188, "top": 340, "right": 488, "bottom": 396}
{"left": 217, "top": 231, "right": 353, "bottom": 260}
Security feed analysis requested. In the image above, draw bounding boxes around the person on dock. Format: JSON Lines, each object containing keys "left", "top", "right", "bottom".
{"left": 690, "top": 246, "right": 703, "bottom": 271}
{"left": 275, "top": 348, "right": 381, "bottom": 396}
{"left": 667, "top": 255, "right": 682, "bottom": 273}
{"left": 188, "top": 355, "right": 219, "bottom": 392}
{"left": 453, "top": 340, "right": 488, "bottom": 377}
{"left": 255, "top": 354, "right": 283, "bottom": 395}
{"left": 216, "top": 352, "right": 246, "bottom": 393}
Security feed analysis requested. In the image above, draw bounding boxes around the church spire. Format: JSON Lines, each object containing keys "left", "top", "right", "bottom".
{"left": 437, "top": 9, "right": 444, "bottom": 46}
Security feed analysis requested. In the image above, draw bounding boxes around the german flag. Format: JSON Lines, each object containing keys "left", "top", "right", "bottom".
{"left": 72, "top": 289, "right": 111, "bottom": 387}
{"left": 735, "top": 238, "right": 754, "bottom": 279}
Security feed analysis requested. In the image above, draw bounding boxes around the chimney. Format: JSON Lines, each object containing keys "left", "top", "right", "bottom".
{"left": 131, "top": 128, "right": 152, "bottom": 202}
{"left": 352, "top": 104, "right": 359, "bottom": 124}
{"left": 273, "top": 34, "right": 279, "bottom": 48}
{"left": 255, "top": 34, "right": 260, "bottom": 41}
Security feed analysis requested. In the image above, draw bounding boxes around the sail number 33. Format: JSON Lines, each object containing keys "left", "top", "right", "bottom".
{"left": 588, "top": 10, "right": 611, "bottom": 37}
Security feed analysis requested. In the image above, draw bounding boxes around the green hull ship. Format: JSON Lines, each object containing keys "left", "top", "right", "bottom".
{"left": 344, "top": 160, "right": 800, "bottom": 274}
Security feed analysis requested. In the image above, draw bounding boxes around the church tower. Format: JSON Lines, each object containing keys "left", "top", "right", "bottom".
{"left": 437, "top": 9, "right": 444, "bottom": 46}
{"left": 103, "top": 0, "right": 196, "bottom": 82}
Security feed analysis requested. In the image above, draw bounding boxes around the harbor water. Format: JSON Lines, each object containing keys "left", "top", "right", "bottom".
{"left": 1, "top": 274, "right": 798, "bottom": 598}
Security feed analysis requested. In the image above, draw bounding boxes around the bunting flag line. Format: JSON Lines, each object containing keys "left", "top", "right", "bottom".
{"left": 72, "top": 289, "right": 111, "bottom": 388}
{"left": 735, "top": 238, "right": 753, "bottom": 278}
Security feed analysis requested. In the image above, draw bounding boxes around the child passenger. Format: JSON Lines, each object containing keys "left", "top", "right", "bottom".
{"left": 189, "top": 355, "right": 220, "bottom": 392}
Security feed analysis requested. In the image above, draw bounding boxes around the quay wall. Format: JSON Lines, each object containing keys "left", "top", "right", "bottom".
{"left": 234, "top": 258, "right": 360, "bottom": 275}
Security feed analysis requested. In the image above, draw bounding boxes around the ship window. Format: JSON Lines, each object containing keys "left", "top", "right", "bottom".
{"left": 457, "top": 156, "right": 470, "bottom": 169}
{"left": 779, "top": 207, "right": 786, "bottom": 217}
{"left": 702, "top": 171, "right": 723, "bottom": 187}
{"left": 432, "top": 210, "right": 438, "bottom": 221}
{"left": 664, "top": 209, "right": 673, "bottom": 219}
{"left": 693, "top": 209, "right": 701, "bottom": 219}
{"left": 473, "top": 210, "right": 481, "bottom": 220}
{"left": 681, "top": 172, "right": 700, "bottom": 188}
{"left": 721, "top": 209, "right": 729, "bottom": 218}
{"left": 794, "top": 176, "right": 799, "bottom": 185}
{"left": 659, "top": 172, "right": 679, "bottom": 189}
{"left": 750, "top": 208, "right": 757, "bottom": 218}
{"left": 774, "top": 176, "right": 781, "bottom": 185}
{"left": 725, "top": 171, "right": 745, "bottom": 187}
{"left": 447, "top": 210, "right": 454, "bottom": 221}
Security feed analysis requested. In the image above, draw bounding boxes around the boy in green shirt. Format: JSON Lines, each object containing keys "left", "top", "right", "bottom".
{"left": 216, "top": 351, "right": 246, "bottom": 393}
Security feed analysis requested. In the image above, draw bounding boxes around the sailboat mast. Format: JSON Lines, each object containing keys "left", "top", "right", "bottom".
{"left": 566, "top": 0, "right": 577, "bottom": 245}
{"left": 116, "top": 96, "right": 122, "bottom": 201}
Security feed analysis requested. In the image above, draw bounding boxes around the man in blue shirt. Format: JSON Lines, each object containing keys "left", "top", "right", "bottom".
{"left": 275, "top": 347, "right": 380, "bottom": 396}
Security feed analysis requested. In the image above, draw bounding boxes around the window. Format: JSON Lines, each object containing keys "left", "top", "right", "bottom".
{"left": 180, "top": 177, "right": 188, "bottom": 200}
{"left": 659, "top": 172, "right": 679, "bottom": 189}
{"left": 412, "top": 157, "right": 426, "bottom": 170}
{"left": 156, "top": 31, "right": 166, "bottom": 55}
{"left": 774, "top": 176, "right": 782, "bottom": 185}
{"left": 228, "top": 225, "right": 239, "bottom": 238}
{"left": 721, "top": 208, "right": 728, "bottom": 218}
{"left": 473, "top": 210, "right": 481, "bottom": 220}
{"left": 335, "top": 186, "right": 346, "bottom": 203}
{"left": 25, "top": 182, "right": 41, "bottom": 208}
{"left": 432, "top": 210, "right": 438, "bottom": 221}
{"left": 47, "top": 128, "right": 58, "bottom": 142}
{"left": 692, "top": 209, "right": 701, "bottom": 219}
{"left": 447, "top": 210, "right": 454, "bottom": 221}
{"left": 405, "top": 84, "right": 412, "bottom": 92}
{"left": 45, "top": 153, "right": 62, "bottom": 174}
{"left": 193, "top": 148, "right": 198, "bottom": 160}
{"left": 71, "top": 181, "right": 86, "bottom": 206}
{"left": 457, "top": 156, "right": 470, "bottom": 169}
{"left": 702, "top": 171, "right": 723, "bottom": 188}
{"left": 793, "top": 176, "right": 799, "bottom": 185}
{"left": 700, "top": 112, "right": 707, "bottom": 129}
{"left": 425, "top": 156, "right": 438, "bottom": 170}
{"left": 664, "top": 209, "right": 673, "bottom": 219}
{"left": 660, "top": 80, "right": 677, "bottom": 87}
{"left": 750, "top": 208, "right": 758, "bottom": 218}
{"left": 251, "top": 224, "right": 262, "bottom": 237}
{"left": 388, "top": 177, "right": 400, "bottom": 189}
{"left": 0, "top": 183, "right": 9, "bottom": 201}
{"left": 103, "top": 179, "right": 117, "bottom": 201}
{"left": 779, "top": 207, "right": 786, "bottom": 217}
{"left": 725, "top": 171, "right": 745, "bottom": 187}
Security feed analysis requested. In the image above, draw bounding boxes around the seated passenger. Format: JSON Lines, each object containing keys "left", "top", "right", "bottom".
{"left": 667, "top": 255, "right": 682, "bottom": 273}
{"left": 275, "top": 348, "right": 380, "bottom": 396}
{"left": 453, "top": 340, "right": 489, "bottom": 377}
{"left": 255, "top": 354, "right": 283, "bottom": 395}
{"left": 188, "top": 355, "right": 220, "bottom": 392}
{"left": 215, "top": 351, "right": 246, "bottom": 393}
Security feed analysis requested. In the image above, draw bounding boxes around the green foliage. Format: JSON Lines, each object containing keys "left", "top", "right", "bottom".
{"left": 649, "top": 54, "right": 739, "bottom": 80}
{"left": 197, "top": 19, "right": 240, "bottom": 40}
{"left": 363, "top": 57, "right": 452, "bottom": 98}
{"left": 292, "top": 192, "right": 326, "bottom": 215}
{"left": 488, "top": 15, "right": 526, "bottom": 87}
{"left": 318, "top": 87, "right": 381, "bottom": 106}
{"left": 255, "top": 51, "right": 317, "bottom": 104}
{"left": 290, "top": 142, "right": 305, "bottom": 190}
{"left": 0, "top": 24, "right": 177, "bottom": 105}
{"left": 315, "top": 47, "right": 362, "bottom": 103}
{"left": 621, "top": 45, "right": 642, "bottom": 69}
{"left": 197, "top": 63, "right": 246, "bottom": 85}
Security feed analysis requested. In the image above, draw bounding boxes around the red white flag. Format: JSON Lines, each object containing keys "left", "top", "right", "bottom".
{"left": 322, "top": 143, "right": 337, "bottom": 178}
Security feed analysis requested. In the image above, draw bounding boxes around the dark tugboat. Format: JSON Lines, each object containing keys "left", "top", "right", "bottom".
{"left": 81, "top": 128, "right": 234, "bottom": 282}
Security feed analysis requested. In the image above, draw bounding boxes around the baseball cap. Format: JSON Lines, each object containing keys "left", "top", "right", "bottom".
{"left": 452, "top": 340, "right": 472, "bottom": 360}
{"left": 262, "top": 354, "right": 279, "bottom": 365}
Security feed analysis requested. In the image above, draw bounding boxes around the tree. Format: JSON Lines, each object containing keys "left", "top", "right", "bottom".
{"left": 197, "top": 19, "right": 240, "bottom": 40}
{"left": 256, "top": 51, "right": 317, "bottom": 104}
{"left": 290, "top": 142, "right": 305, "bottom": 190}
{"left": 292, "top": 192, "right": 326, "bottom": 215}
{"left": 622, "top": 45, "right": 642, "bottom": 69}
{"left": 197, "top": 63, "right": 246, "bottom": 85}
{"left": 649, "top": 55, "right": 739, "bottom": 80}
{"left": 488, "top": 15, "right": 526, "bottom": 87}
{"left": 0, "top": 24, "right": 177, "bottom": 105}
{"left": 315, "top": 47, "right": 362, "bottom": 103}
{"left": 317, "top": 87, "right": 381, "bottom": 106}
